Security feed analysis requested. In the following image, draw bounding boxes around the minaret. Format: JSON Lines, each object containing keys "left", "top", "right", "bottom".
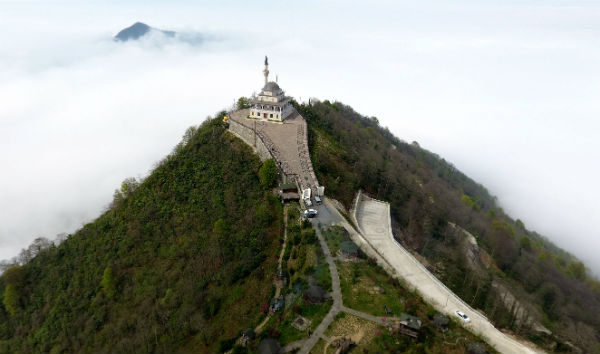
{"left": 263, "top": 56, "right": 269, "bottom": 85}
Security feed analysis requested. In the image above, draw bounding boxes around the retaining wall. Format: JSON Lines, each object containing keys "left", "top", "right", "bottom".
{"left": 348, "top": 191, "right": 402, "bottom": 283}
{"left": 228, "top": 119, "right": 272, "bottom": 162}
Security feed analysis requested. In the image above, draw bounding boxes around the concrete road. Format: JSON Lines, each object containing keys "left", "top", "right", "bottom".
{"left": 355, "top": 196, "right": 541, "bottom": 354}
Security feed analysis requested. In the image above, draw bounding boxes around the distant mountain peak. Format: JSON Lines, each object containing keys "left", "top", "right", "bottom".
{"left": 114, "top": 22, "right": 175, "bottom": 42}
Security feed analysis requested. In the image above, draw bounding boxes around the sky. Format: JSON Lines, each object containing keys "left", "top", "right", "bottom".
{"left": 1, "top": 0, "right": 599, "bottom": 273}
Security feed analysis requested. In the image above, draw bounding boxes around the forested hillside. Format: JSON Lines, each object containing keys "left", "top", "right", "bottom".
{"left": 0, "top": 116, "right": 283, "bottom": 353}
{"left": 298, "top": 100, "right": 600, "bottom": 353}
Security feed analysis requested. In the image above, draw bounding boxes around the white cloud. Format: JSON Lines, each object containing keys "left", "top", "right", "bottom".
{"left": 1, "top": 1, "right": 599, "bottom": 275}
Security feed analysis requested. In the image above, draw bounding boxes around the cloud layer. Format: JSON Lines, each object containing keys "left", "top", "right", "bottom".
{"left": 1, "top": 1, "right": 599, "bottom": 274}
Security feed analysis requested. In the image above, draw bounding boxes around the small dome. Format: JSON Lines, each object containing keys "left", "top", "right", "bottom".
{"left": 263, "top": 81, "right": 282, "bottom": 93}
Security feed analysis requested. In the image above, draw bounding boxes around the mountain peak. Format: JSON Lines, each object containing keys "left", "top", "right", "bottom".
{"left": 114, "top": 22, "right": 175, "bottom": 41}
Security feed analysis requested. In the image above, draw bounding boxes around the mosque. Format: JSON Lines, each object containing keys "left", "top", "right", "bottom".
{"left": 227, "top": 57, "right": 323, "bottom": 204}
{"left": 248, "top": 57, "right": 293, "bottom": 121}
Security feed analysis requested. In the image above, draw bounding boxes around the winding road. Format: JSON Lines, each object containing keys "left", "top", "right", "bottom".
{"left": 271, "top": 195, "right": 541, "bottom": 353}
{"left": 352, "top": 194, "right": 541, "bottom": 354}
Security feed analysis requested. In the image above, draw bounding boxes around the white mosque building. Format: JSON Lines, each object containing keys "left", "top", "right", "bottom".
{"left": 249, "top": 57, "right": 293, "bottom": 121}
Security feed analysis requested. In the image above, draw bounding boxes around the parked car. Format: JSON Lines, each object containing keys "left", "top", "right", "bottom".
{"left": 455, "top": 310, "right": 471, "bottom": 323}
{"left": 314, "top": 196, "right": 322, "bottom": 205}
{"left": 303, "top": 209, "right": 318, "bottom": 218}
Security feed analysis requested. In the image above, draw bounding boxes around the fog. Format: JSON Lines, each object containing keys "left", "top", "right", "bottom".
{"left": 1, "top": 1, "right": 599, "bottom": 274}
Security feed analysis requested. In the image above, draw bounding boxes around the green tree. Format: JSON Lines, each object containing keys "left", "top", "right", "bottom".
{"left": 213, "top": 219, "right": 228, "bottom": 239}
{"left": 519, "top": 236, "right": 532, "bottom": 252}
{"left": 120, "top": 177, "right": 139, "bottom": 196}
{"left": 461, "top": 194, "right": 479, "bottom": 210}
{"left": 3, "top": 284, "right": 19, "bottom": 316}
{"left": 567, "top": 261, "right": 586, "bottom": 280}
{"left": 255, "top": 203, "right": 272, "bottom": 227}
{"left": 259, "top": 159, "right": 278, "bottom": 189}
{"left": 2, "top": 266, "right": 25, "bottom": 286}
{"left": 101, "top": 267, "right": 116, "bottom": 299}
{"left": 539, "top": 283, "right": 560, "bottom": 317}
{"left": 515, "top": 219, "right": 525, "bottom": 230}
{"left": 236, "top": 97, "right": 251, "bottom": 110}
{"left": 2, "top": 265, "right": 25, "bottom": 316}
{"left": 0, "top": 119, "right": 283, "bottom": 353}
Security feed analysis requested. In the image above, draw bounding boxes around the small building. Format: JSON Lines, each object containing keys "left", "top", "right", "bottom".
{"left": 270, "top": 296, "right": 285, "bottom": 314}
{"left": 280, "top": 182, "right": 300, "bottom": 202}
{"left": 390, "top": 313, "right": 422, "bottom": 339}
{"left": 257, "top": 338, "right": 280, "bottom": 354}
{"left": 331, "top": 337, "right": 354, "bottom": 354}
{"left": 280, "top": 183, "right": 298, "bottom": 193}
{"left": 467, "top": 342, "right": 488, "bottom": 354}
{"left": 338, "top": 241, "right": 359, "bottom": 259}
{"left": 240, "top": 328, "right": 255, "bottom": 347}
{"left": 433, "top": 313, "right": 449, "bottom": 332}
{"left": 249, "top": 57, "right": 293, "bottom": 122}
{"left": 242, "top": 327, "right": 255, "bottom": 339}
{"left": 281, "top": 192, "right": 300, "bottom": 203}
{"left": 291, "top": 315, "right": 311, "bottom": 331}
{"left": 304, "top": 285, "right": 327, "bottom": 304}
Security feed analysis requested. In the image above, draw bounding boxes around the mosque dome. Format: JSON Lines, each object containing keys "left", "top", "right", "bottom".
{"left": 263, "top": 81, "right": 282, "bottom": 93}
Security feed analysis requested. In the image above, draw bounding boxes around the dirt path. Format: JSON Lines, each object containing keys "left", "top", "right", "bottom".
{"left": 341, "top": 306, "right": 402, "bottom": 326}
{"left": 296, "top": 217, "right": 343, "bottom": 354}
{"left": 255, "top": 204, "right": 289, "bottom": 334}
{"left": 274, "top": 205, "right": 289, "bottom": 299}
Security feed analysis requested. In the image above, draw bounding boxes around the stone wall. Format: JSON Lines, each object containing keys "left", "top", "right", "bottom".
{"left": 296, "top": 118, "right": 320, "bottom": 192}
{"left": 228, "top": 108, "right": 321, "bottom": 198}
{"left": 228, "top": 119, "right": 272, "bottom": 162}
{"left": 348, "top": 190, "right": 410, "bottom": 288}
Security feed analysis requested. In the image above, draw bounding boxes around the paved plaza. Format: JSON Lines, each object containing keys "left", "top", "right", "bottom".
{"left": 230, "top": 108, "right": 319, "bottom": 195}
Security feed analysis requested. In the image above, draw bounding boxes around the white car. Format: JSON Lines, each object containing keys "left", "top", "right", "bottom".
{"left": 455, "top": 310, "right": 471, "bottom": 323}
{"left": 303, "top": 209, "right": 318, "bottom": 218}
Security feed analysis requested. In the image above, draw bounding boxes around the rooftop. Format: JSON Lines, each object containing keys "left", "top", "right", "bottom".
{"left": 257, "top": 338, "right": 280, "bottom": 354}
{"left": 262, "top": 81, "right": 282, "bottom": 93}
{"left": 398, "top": 313, "right": 422, "bottom": 330}
{"left": 251, "top": 97, "right": 291, "bottom": 107}
{"left": 281, "top": 183, "right": 298, "bottom": 190}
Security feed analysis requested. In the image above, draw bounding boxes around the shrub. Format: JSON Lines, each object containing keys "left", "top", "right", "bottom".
{"left": 259, "top": 159, "right": 278, "bottom": 189}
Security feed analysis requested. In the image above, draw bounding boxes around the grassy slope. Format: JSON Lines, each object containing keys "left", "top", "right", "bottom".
{"left": 258, "top": 203, "right": 332, "bottom": 349}
{"left": 0, "top": 117, "right": 282, "bottom": 353}
{"left": 325, "top": 224, "right": 496, "bottom": 353}
{"left": 298, "top": 100, "right": 600, "bottom": 353}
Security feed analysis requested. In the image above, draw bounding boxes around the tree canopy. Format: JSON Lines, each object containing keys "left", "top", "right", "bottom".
{"left": 259, "top": 159, "right": 278, "bottom": 189}
{"left": 0, "top": 117, "right": 282, "bottom": 353}
{"left": 297, "top": 99, "right": 600, "bottom": 352}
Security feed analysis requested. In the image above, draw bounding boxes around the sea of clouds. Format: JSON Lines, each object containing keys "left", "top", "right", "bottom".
{"left": 1, "top": 0, "right": 599, "bottom": 274}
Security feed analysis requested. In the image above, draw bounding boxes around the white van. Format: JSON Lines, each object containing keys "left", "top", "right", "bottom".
{"left": 304, "top": 198, "right": 312, "bottom": 207}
